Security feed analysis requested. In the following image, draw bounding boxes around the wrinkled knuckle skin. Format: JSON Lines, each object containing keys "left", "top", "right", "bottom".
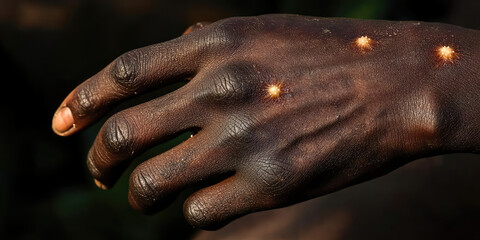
{"left": 196, "top": 16, "right": 265, "bottom": 53}
{"left": 129, "top": 167, "right": 160, "bottom": 212}
{"left": 102, "top": 113, "right": 134, "bottom": 156}
{"left": 184, "top": 197, "right": 211, "bottom": 228}
{"left": 184, "top": 196, "right": 241, "bottom": 230}
{"left": 71, "top": 84, "right": 100, "bottom": 118}
{"left": 253, "top": 157, "right": 295, "bottom": 197}
{"left": 203, "top": 18, "right": 247, "bottom": 50}
{"left": 220, "top": 114, "right": 257, "bottom": 147}
{"left": 196, "top": 62, "right": 264, "bottom": 106}
{"left": 110, "top": 50, "right": 141, "bottom": 90}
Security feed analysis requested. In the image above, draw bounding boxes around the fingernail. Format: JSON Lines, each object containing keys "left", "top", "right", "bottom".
{"left": 52, "top": 107, "right": 74, "bottom": 133}
{"left": 94, "top": 179, "right": 108, "bottom": 190}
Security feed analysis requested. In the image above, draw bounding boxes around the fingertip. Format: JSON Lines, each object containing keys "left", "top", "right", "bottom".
{"left": 183, "top": 196, "right": 230, "bottom": 230}
{"left": 94, "top": 179, "right": 109, "bottom": 190}
{"left": 127, "top": 187, "right": 167, "bottom": 215}
{"left": 183, "top": 196, "right": 210, "bottom": 228}
{"left": 127, "top": 189, "right": 144, "bottom": 212}
{"left": 52, "top": 106, "right": 75, "bottom": 136}
{"left": 182, "top": 177, "right": 260, "bottom": 230}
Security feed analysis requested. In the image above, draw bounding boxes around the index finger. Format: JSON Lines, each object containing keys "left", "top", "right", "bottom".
{"left": 52, "top": 30, "right": 210, "bottom": 136}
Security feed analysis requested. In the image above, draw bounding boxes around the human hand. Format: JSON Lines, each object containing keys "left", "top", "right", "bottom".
{"left": 52, "top": 14, "right": 480, "bottom": 229}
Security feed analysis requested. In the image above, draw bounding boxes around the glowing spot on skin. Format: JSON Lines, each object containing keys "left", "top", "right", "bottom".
{"left": 355, "top": 36, "right": 373, "bottom": 52}
{"left": 265, "top": 82, "right": 284, "bottom": 100}
{"left": 436, "top": 46, "right": 459, "bottom": 65}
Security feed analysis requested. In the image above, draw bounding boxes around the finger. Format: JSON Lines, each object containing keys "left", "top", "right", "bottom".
{"left": 182, "top": 22, "right": 211, "bottom": 35}
{"left": 127, "top": 131, "right": 234, "bottom": 213}
{"left": 52, "top": 32, "right": 205, "bottom": 136}
{"left": 86, "top": 86, "right": 202, "bottom": 189}
{"left": 183, "top": 176, "right": 264, "bottom": 230}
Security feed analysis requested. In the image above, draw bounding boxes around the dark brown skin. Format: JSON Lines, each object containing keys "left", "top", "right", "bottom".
{"left": 52, "top": 14, "right": 480, "bottom": 229}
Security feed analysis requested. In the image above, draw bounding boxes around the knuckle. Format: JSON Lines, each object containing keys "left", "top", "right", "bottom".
{"left": 184, "top": 196, "right": 211, "bottom": 227}
{"left": 110, "top": 50, "right": 142, "bottom": 90}
{"left": 203, "top": 18, "right": 243, "bottom": 49}
{"left": 129, "top": 167, "right": 159, "bottom": 209}
{"left": 196, "top": 62, "right": 261, "bottom": 105}
{"left": 253, "top": 157, "right": 295, "bottom": 197}
{"left": 219, "top": 114, "right": 257, "bottom": 147}
{"left": 73, "top": 85, "right": 99, "bottom": 117}
{"left": 102, "top": 113, "right": 134, "bottom": 155}
{"left": 197, "top": 16, "right": 261, "bottom": 51}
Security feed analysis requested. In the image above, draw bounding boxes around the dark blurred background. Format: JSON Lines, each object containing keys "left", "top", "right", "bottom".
{"left": 0, "top": 0, "right": 479, "bottom": 239}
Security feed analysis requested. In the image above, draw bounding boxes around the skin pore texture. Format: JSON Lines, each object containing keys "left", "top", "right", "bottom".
{"left": 52, "top": 14, "right": 480, "bottom": 229}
